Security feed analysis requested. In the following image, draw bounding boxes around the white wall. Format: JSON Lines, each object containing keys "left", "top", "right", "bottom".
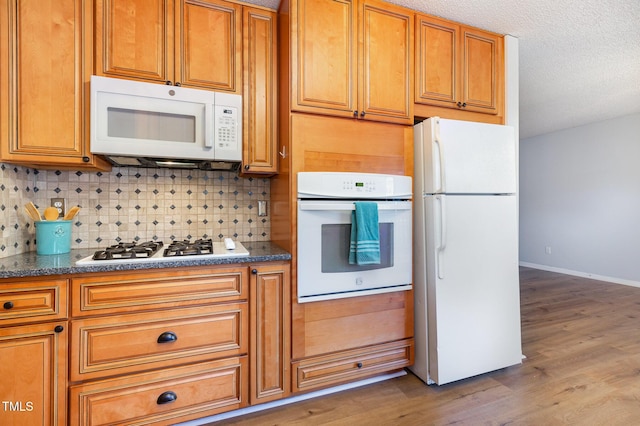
{"left": 519, "top": 112, "right": 640, "bottom": 285}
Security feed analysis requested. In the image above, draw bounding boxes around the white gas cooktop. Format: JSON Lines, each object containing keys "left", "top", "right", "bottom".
{"left": 75, "top": 240, "right": 249, "bottom": 266}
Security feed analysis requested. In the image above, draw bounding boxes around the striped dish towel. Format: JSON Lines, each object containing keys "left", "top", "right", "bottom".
{"left": 348, "top": 201, "right": 381, "bottom": 265}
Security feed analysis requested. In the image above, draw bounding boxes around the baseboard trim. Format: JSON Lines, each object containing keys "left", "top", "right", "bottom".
{"left": 176, "top": 370, "right": 407, "bottom": 425}
{"left": 519, "top": 262, "right": 640, "bottom": 289}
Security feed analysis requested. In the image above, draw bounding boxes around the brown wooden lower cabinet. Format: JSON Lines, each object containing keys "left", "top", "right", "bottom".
{"left": 292, "top": 339, "right": 414, "bottom": 392}
{"left": 69, "top": 357, "right": 248, "bottom": 426}
{"left": 0, "top": 321, "right": 67, "bottom": 426}
{"left": 250, "top": 262, "right": 291, "bottom": 404}
{"left": 70, "top": 303, "right": 248, "bottom": 382}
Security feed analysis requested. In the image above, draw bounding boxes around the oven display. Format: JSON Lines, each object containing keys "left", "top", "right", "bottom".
{"left": 355, "top": 182, "right": 364, "bottom": 187}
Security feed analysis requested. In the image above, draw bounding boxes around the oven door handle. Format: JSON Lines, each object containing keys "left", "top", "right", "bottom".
{"left": 298, "top": 202, "right": 411, "bottom": 211}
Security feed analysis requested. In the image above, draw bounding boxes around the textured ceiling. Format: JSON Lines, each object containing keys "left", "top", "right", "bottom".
{"left": 251, "top": 0, "right": 640, "bottom": 139}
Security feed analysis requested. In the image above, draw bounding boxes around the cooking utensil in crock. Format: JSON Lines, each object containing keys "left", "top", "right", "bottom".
{"left": 25, "top": 202, "right": 42, "bottom": 221}
{"left": 63, "top": 206, "right": 81, "bottom": 220}
{"left": 43, "top": 206, "right": 60, "bottom": 221}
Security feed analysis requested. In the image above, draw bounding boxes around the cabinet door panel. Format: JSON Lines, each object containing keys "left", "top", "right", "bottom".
{"left": 1, "top": 0, "right": 109, "bottom": 169}
{"left": 178, "top": 0, "right": 242, "bottom": 92}
{"left": 95, "top": 0, "right": 171, "bottom": 82}
{"left": 250, "top": 263, "right": 290, "bottom": 404}
{"left": 0, "top": 322, "right": 67, "bottom": 426}
{"left": 293, "top": 0, "right": 356, "bottom": 116}
{"left": 359, "top": 0, "right": 413, "bottom": 123}
{"left": 242, "top": 7, "right": 278, "bottom": 174}
{"left": 415, "top": 16, "right": 458, "bottom": 108}
{"left": 462, "top": 28, "right": 501, "bottom": 114}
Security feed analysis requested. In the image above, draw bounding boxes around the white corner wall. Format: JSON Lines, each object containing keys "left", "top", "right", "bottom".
{"left": 519, "top": 112, "right": 640, "bottom": 285}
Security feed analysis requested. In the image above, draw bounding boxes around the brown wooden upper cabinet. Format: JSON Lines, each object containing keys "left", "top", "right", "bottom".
{"left": 415, "top": 13, "right": 504, "bottom": 118}
{"left": 0, "top": 0, "right": 110, "bottom": 171}
{"left": 94, "top": 0, "right": 243, "bottom": 94}
{"left": 287, "top": 0, "right": 414, "bottom": 125}
{"left": 242, "top": 7, "right": 278, "bottom": 175}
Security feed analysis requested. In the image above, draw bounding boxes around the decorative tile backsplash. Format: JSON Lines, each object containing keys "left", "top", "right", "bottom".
{"left": 0, "top": 163, "right": 270, "bottom": 258}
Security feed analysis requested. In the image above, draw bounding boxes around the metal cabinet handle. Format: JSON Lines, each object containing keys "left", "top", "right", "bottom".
{"left": 360, "top": 111, "right": 365, "bottom": 117}
{"left": 3, "top": 301, "right": 13, "bottom": 310}
{"left": 353, "top": 110, "right": 358, "bottom": 117}
{"left": 156, "top": 391, "right": 177, "bottom": 405}
{"left": 251, "top": 269, "right": 258, "bottom": 275}
{"left": 356, "top": 362, "right": 363, "bottom": 369}
{"left": 54, "top": 325, "right": 64, "bottom": 333}
{"left": 157, "top": 331, "right": 178, "bottom": 343}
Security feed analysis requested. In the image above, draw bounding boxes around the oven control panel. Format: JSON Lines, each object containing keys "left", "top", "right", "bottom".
{"left": 297, "top": 172, "right": 412, "bottom": 199}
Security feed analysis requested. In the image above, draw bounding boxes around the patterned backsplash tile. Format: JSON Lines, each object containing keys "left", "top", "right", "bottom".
{"left": 0, "top": 163, "right": 270, "bottom": 258}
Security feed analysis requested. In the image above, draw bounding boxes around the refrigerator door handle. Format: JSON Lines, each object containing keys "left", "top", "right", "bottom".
{"left": 436, "top": 194, "right": 446, "bottom": 279}
{"left": 434, "top": 123, "right": 446, "bottom": 193}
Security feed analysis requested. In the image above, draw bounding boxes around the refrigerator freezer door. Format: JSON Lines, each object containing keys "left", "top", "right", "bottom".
{"left": 418, "top": 118, "right": 517, "bottom": 195}
{"left": 426, "top": 194, "right": 522, "bottom": 385}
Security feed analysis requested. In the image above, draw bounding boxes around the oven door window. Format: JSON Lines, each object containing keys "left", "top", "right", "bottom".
{"left": 321, "top": 223, "right": 394, "bottom": 272}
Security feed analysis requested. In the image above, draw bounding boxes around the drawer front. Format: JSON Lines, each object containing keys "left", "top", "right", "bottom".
{"left": 293, "top": 339, "right": 414, "bottom": 392}
{"left": 70, "top": 303, "right": 248, "bottom": 381}
{"left": 0, "top": 279, "right": 67, "bottom": 325}
{"left": 69, "top": 357, "right": 247, "bottom": 426}
{"left": 71, "top": 267, "right": 247, "bottom": 317}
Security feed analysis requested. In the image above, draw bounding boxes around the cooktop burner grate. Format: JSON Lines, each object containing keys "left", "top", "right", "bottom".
{"left": 91, "top": 241, "right": 164, "bottom": 260}
{"left": 163, "top": 239, "right": 214, "bottom": 257}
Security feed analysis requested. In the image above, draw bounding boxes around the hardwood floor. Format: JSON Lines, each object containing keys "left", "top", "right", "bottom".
{"left": 215, "top": 267, "right": 640, "bottom": 425}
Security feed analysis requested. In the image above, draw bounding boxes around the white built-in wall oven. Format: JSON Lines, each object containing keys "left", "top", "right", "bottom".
{"left": 297, "top": 172, "right": 413, "bottom": 303}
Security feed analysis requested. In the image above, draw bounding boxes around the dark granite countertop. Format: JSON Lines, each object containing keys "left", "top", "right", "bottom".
{"left": 0, "top": 241, "right": 291, "bottom": 279}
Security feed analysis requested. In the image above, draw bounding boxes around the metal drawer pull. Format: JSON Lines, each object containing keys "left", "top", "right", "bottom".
{"left": 157, "top": 331, "right": 178, "bottom": 344}
{"left": 357, "top": 362, "right": 363, "bottom": 369}
{"left": 3, "top": 301, "right": 14, "bottom": 310}
{"left": 156, "top": 391, "right": 177, "bottom": 405}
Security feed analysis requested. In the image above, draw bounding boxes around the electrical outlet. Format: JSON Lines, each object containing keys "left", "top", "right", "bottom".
{"left": 545, "top": 246, "right": 552, "bottom": 255}
{"left": 51, "top": 198, "right": 65, "bottom": 218}
{"left": 258, "top": 200, "right": 268, "bottom": 217}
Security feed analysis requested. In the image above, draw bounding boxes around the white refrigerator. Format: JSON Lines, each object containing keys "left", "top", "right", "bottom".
{"left": 410, "top": 117, "right": 523, "bottom": 385}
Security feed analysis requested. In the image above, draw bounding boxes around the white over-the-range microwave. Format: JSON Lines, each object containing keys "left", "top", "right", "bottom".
{"left": 90, "top": 75, "right": 242, "bottom": 170}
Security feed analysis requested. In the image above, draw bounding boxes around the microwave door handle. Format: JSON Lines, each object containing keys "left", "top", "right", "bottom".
{"left": 204, "top": 104, "right": 214, "bottom": 148}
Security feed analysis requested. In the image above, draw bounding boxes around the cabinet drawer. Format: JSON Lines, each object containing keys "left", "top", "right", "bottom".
{"left": 292, "top": 339, "right": 414, "bottom": 392}
{"left": 69, "top": 356, "right": 247, "bottom": 426}
{"left": 0, "top": 279, "right": 67, "bottom": 325}
{"left": 70, "top": 303, "right": 247, "bottom": 381}
{"left": 71, "top": 267, "right": 246, "bottom": 317}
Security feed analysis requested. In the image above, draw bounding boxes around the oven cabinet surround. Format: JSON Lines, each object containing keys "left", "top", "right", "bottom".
{"left": 0, "top": 278, "right": 68, "bottom": 426}
{"left": 64, "top": 261, "right": 289, "bottom": 426}
{"left": 271, "top": 109, "right": 415, "bottom": 391}
{"left": 414, "top": 13, "right": 505, "bottom": 124}
{"left": 281, "top": 0, "right": 414, "bottom": 125}
{"left": 0, "top": 0, "right": 111, "bottom": 171}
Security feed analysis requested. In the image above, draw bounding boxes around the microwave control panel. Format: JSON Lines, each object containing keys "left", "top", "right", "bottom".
{"left": 215, "top": 105, "right": 239, "bottom": 150}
